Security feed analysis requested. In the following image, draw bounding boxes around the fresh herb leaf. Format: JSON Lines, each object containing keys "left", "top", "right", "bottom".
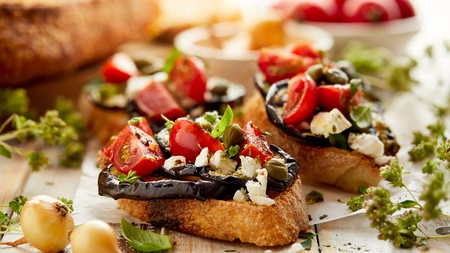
{"left": 118, "top": 171, "right": 141, "bottom": 184}
{"left": 350, "top": 105, "right": 373, "bottom": 129}
{"left": 162, "top": 48, "right": 181, "bottom": 74}
{"left": 409, "top": 120, "right": 446, "bottom": 162}
{"left": 0, "top": 88, "right": 30, "bottom": 119}
{"left": 380, "top": 160, "right": 404, "bottom": 188}
{"left": 298, "top": 232, "right": 316, "bottom": 240}
{"left": 0, "top": 144, "right": 11, "bottom": 158}
{"left": 319, "top": 214, "right": 328, "bottom": 220}
{"left": 9, "top": 196, "right": 27, "bottom": 214}
{"left": 398, "top": 200, "right": 418, "bottom": 209}
{"left": 425, "top": 45, "right": 434, "bottom": 59}
{"left": 58, "top": 197, "right": 74, "bottom": 212}
{"left": 226, "top": 145, "right": 240, "bottom": 158}
{"left": 120, "top": 218, "right": 172, "bottom": 252}
{"left": 161, "top": 115, "right": 175, "bottom": 131}
{"left": 300, "top": 239, "right": 313, "bottom": 250}
{"left": 349, "top": 78, "right": 363, "bottom": 97}
{"left": 328, "top": 134, "right": 348, "bottom": 149}
{"left": 204, "top": 111, "right": 218, "bottom": 125}
{"left": 211, "top": 105, "right": 233, "bottom": 138}
{"left": 347, "top": 185, "right": 367, "bottom": 212}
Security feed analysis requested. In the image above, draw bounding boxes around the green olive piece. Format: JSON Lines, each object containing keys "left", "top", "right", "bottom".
{"left": 209, "top": 79, "right": 229, "bottom": 96}
{"left": 222, "top": 124, "right": 244, "bottom": 149}
{"left": 306, "top": 63, "right": 325, "bottom": 84}
{"left": 335, "top": 60, "right": 360, "bottom": 80}
{"left": 324, "top": 68, "right": 349, "bottom": 85}
{"left": 265, "top": 158, "right": 288, "bottom": 181}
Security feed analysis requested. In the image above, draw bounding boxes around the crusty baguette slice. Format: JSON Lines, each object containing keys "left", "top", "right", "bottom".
{"left": 117, "top": 176, "right": 309, "bottom": 246}
{"left": 0, "top": 0, "right": 159, "bottom": 86}
{"left": 240, "top": 94, "right": 382, "bottom": 193}
{"left": 78, "top": 93, "right": 129, "bottom": 144}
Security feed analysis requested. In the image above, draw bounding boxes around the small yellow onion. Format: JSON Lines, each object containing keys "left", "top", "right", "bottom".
{"left": 21, "top": 195, "right": 74, "bottom": 253}
{"left": 70, "top": 219, "right": 121, "bottom": 253}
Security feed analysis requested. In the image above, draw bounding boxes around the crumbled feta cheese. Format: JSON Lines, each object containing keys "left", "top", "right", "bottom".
{"left": 163, "top": 156, "right": 186, "bottom": 170}
{"left": 348, "top": 133, "right": 384, "bottom": 158}
{"left": 152, "top": 72, "right": 168, "bottom": 83}
{"left": 374, "top": 155, "right": 395, "bottom": 165}
{"left": 194, "top": 148, "right": 209, "bottom": 167}
{"left": 209, "top": 150, "right": 237, "bottom": 175}
{"left": 251, "top": 195, "right": 275, "bottom": 206}
{"left": 239, "top": 156, "right": 261, "bottom": 178}
{"left": 126, "top": 76, "right": 153, "bottom": 100}
{"left": 245, "top": 168, "right": 274, "bottom": 206}
{"left": 103, "top": 94, "right": 127, "bottom": 108}
{"left": 310, "top": 109, "right": 352, "bottom": 138}
{"left": 286, "top": 242, "right": 305, "bottom": 253}
{"left": 233, "top": 188, "right": 248, "bottom": 203}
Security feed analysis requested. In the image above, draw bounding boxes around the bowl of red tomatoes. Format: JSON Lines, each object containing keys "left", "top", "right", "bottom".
{"left": 174, "top": 21, "right": 334, "bottom": 96}
{"left": 277, "top": 0, "right": 420, "bottom": 56}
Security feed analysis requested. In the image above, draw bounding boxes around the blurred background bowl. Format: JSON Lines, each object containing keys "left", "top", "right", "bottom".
{"left": 297, "top": 16, "right": 420, "bottom": 58}
{"left": 174, "top": 21, "right": 334, "bottom": 96}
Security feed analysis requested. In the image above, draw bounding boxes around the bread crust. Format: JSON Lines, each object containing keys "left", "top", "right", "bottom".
{"left": 117, "top": 176, "right": 309, "bottom": 246}
{"left": 0, "top": 0, "right": 159, "bottom": 86}
{"left": 240, "top": 94, "right": 382, "bottom": 193}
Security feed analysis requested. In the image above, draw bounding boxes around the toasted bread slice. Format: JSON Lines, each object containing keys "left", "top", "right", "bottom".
{"left": 117, "top": 176, "right": 309, "bottom": 246}
{"left": 240, "top": 94, "right": 382, "bottom": 193}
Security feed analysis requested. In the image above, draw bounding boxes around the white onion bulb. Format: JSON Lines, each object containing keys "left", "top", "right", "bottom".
{"left": 70, "top": 219, "right": 121, "bottom": 253}
{"left": 20, "top": 195, "right": 74, "bottom": 253}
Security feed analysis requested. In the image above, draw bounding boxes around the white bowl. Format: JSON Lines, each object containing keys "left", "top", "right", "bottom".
{"left": 290, "top": 16, "right": 421, "bottom": 58}
{"left": 174, "top": 21, "right": 334, "bottom": 96}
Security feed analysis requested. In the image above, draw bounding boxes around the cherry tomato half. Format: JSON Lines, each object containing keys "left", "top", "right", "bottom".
{"left": 283, "top": 73, "right": 319, "bottom": 125}
{"left": 101, "top": 53, "right": 139, "bottom": 84}
{"left": 169, "top": 56, "right": 208, "bottom": 103}
{"left": 257, "top": 48, "right": 307, "bottom": 84}
{"left": 342, "top": 0, "right": 401, "bottom": 22}
{"left": 240, "top": 122, "right": 273, "bottom": 164}
{"left": 111, "top": 125, "right": 165, "bottom": 176}
{"left": 128, "top": 117, "right": 153, "bottom": 136}
{"left": 289, "top": 0, "right": 339, "bottom": 22}
{"left": 291, "top": 43, "right": 323, "bottom": 59}
{"left": 318, "top": 84, "right": 362, "bottom": 116}
{"left": 394, "top": 0, "right": 415, "bottom": 18}
{"left": 169, "top": 118, "right": 224, "bottom": 163}
{"left": 135, "top": 81, "right": 186, "bottom": 123}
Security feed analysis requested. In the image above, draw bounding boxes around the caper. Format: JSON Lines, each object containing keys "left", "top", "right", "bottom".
{"left": 335, "top": 60, "right": 360, "bottom": 80}
{"left": 222, "top": 124, "right": 244, "bottom": 149}
{"left": 324, "top": 68, "right": 349, "bottom": 84}
{"left": 199, "top": 122, "right": 213, "bottom": 132}
{"left": 209, "top": 78, "right": 229, "bottom": 96}
{"left": 306, "top": 63, "right": 325, "bottom": 83}
{"left": 265, "top": 158, "right": 288, "bottom": 181}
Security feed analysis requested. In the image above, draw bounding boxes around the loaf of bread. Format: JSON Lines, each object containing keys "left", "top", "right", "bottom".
{"left": 241, "top": 94, "right": 382, "bottom": 193}
{"left": 0, "top": 0, "right": 159, "bottom": 86}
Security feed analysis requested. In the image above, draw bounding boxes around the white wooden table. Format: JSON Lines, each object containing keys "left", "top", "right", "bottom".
{"left": 2, "top": 0, "right": 450, "bottom": 252}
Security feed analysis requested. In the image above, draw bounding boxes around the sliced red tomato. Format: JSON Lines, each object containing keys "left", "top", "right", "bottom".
{"left": 101, "top": 53, "right": 139, "bottom": 84}
{"left": 257, "top": 49, "right": 308, "bottom": 84}
{"left": 240, "top": 122, "right": 273, "bottom": 164}
{"left": 283, "top": 73, "right": 319, "bottom": 125}
{"left": 342, "top": 0, "right": 401, "bottom": 22}
{"left": 291, "top": 43, "right": 323, "bottom": 59}
{"left": 111, "top": 125, "right": 165, "bottom": 176}
{"left": 135, "top": 81, "right": 186, "bottom": 123}
{"left": 169, "top": 56, "right": 207, "bottom": 103}
{"left": 318, "top": 84, "right": 362, "bottom": 116}
{"left": 128, "top": 117, "right": 153, "bottom": 136}
{"left": 169, "top": 118, "right": 224, "bottom": 163}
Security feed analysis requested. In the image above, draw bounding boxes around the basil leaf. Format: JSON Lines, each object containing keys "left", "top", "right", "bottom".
{"left": 349, "top": 78, "right": 362, "bottom": 97}
{"left": 120, "top": 218, "right": 172, "bottom": 252}
{"left": 350, "top": 105, "right": 372, "bottom": 129}
{"left": 328, "top": 134, "right": 348, "bottom": 149}
{"left": 298, "top": 232, "right": 316, "bottom": 240}
{"left": 204, "top": 111, "right": 218, "bottom": 125}
{"left": 300, "top": 238, "right": 313, "bottom": 250}
{"left": 226, "top": 145, "right": 240, "bottom": 158}
{"left": 359, "top": 185, "right": 367, "bottom": 195}
{"left": 163, "top": 48, "right": 181, "bottom": 74}
{"left": 0, "top": 144, "right": 11, "bottom": 158}
{"left": 211, "top": 105, "right": 233, "bottom": 138}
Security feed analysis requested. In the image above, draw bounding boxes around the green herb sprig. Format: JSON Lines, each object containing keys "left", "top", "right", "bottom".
{"left": 120, "top": 218, "right": 172, "bottom": 252}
